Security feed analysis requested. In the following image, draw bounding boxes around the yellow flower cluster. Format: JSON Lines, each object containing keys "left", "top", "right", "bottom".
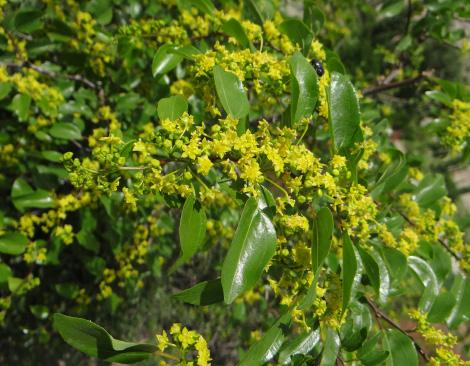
{"left": 156, "top": 324, "right": 211, "bottom": 366}
{"left": 409, "top": 310, "right": 468, "bottom": 365}
{"left": 442, "top": 99, "right": 470, "bottom": 154}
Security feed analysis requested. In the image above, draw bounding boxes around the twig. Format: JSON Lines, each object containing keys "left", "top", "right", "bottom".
{"left": 364, "top": 297, "right": 429, "bottom": 362}
{"left": 362, "top": 70, "right": 432, "bottom": 96}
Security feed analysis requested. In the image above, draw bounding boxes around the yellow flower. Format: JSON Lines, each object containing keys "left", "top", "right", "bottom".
{"left": 197, "top": 155, "right": 213, "bottom": 176}
{"left": 156, "top": 330, "right": 170, "bottom": 352}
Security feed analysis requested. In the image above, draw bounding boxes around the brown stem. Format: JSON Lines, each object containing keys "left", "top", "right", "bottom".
{"left": 364, "top": 297, "right": 429, "bottom": 362}
{"left": 362, "top": 70, "right": 432, "bottom": 96}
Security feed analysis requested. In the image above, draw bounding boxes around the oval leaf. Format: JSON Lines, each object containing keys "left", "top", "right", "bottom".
{"left": 328, "top": 72, "right": 362, "bottom": 153}
{"left": 0, "top": 232, "right": 28, "bottom": 255}
{"left": 53, "top": 313, "right": 155, "bottom": 364}
{"left": 408, "top": 256, "right": 439, "bottom": 312}
{"left": 152, "top": 44, "right": 183, "bottom": 77}
{"left": 173, "top": 278, "right": 223, "bottom": 306}
{"left": 49, "top": 122, "right": 82, "bottom": 140}
{"left": 278, "top": 329, "right": 320, "bottom": 365}
{"left": 311, "top": 207, "right": 334, "bottom": 275}
{"left": 157, "top": 95, "right": 188, "bottom": 121}
{"left": 238, "top": 312, "right": 291, "bottom": 366}
{"left": 342, "top": 233, "right": 358, "bottom": 313}
{"left": 384, "top": 329, "right": 418, "bottom": 366}
{"left": 213, "top": 65, "right": 249, "bottom": 119}
{"left": 289, "top": 51, "right": 318, "bottom": 126}
{"left": 222, "top": 19, "right": 251, "bottom": 49}
{"left": 171, "top": 195, "right": 206, "bottom": 271}
{"left": 320, "top": 327, "right": 340, "bottom": 366}
{"left": 221, "top": 197, "right": 277, "bottom": 304}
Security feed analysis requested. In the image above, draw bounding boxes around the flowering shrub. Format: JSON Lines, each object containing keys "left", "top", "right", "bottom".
{"left": 0, "top": 0, "right": 469, "bottom": 365}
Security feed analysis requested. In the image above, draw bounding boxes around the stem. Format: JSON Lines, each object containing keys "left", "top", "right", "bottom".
{"left": 362, "top": 70, "right": 431, "bottom": 96}
{"left": 155, "top": 351, "right": 180, "bottom": 361}
{"left": 364, "top": 297, "right": 429, "bottom": 362}
{"left": 265, "top": 176, "right": 289, "bottom": 197}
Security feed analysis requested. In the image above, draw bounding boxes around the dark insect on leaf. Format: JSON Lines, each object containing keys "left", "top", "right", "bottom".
{"left": 311, "top": 59, "right": 324, "bottom": 77}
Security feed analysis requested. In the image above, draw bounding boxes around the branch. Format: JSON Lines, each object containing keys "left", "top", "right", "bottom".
{"left": 362, "top": 70, "right": 432, "bottom": 96}
{"left": 364, "top": 297, "right": 429, "bottom": 362}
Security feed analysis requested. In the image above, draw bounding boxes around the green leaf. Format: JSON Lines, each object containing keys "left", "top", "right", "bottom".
{"left": 428, "top": 292, "right": 456, "bottom": 323}
{"left": 359, "top": 247, "right": 380, "bottom": 295}
{"left": 408, "top": 256, "right": 439, "bottom": 312}
{"left": 49, "top": 122, "right": 82, "bottom": 140}
{"left": 221, "top": 197, "right": 277, "bottom": 304}
{"left": 14, "top": 10, "right": 43, "bottom": 33}
{"left": 0, "top": 263, "right": 12, "bottom": 283}
{"left": 370, "top": 249, "right": 390, "bottom": 305}
{"left": 171, "top": 195, "right": 206, "bottom": 271}
{"left": 0, "top": 82, "right": 12, "bottom": 99}
{"left": 384, "top": 329, "right": 418, "bottom": 366}
{"left": 243, "top": 0, "right": 275, "bottom": 24}
{"left": 11, "top": 178, "right": 55, "bottom": 212}
{"left": 311, "top": 207, "right": 334, "bottom": 275}
{"left": 447, "top": 275, "right": 470, "bottom": 329}
{"left": 328, "top": 72, "right": 362, "bottom": 153}
{"left": 222, "top": 19, "right": 251, "bottom": 49}
{"left": 169, "top": 44, "right": 202, "bottom": 60}
{"left": 0, "top": 232, "right": 29, "bottom": 255}
{"left": 380, "top": 246, "right": 408, "bottom": 285}
{"left": 173, "top": 279, "right": 223, "bottom": 306}
{"left": 237, "top": 312, "right": 291, "bottom": 366}
{"left": 152, "top": 44, "right": 183, "bottom": 78}
{"left": 278, "top": 329, "right": 320, "bottom": 365}
{"left": 319, "top": 327, "right": 340, "bottom": 366}
{"left": 157, "top": 95, "right": 188, "bottom": 121}
{"left": 425, "top": 90, "right": 453, "bottom": 107}
{"left": 289, "top": 51, "right": 318, "bottom": 126}
{"left": 279, "top": 19, "right": 313, "bottom": 55}
{"left": 213, "top": 65, "right": 249, "bottom": 119}
{"left": 41, "top": 150, "right": 63, "bottom": 162}
{"left": 186, "top": 0, "right": 215, "bottom": 15}
{"left": 342, "top": 233, "right": 357, "bottom": 313}
{"left": 10, "top": 94, "right": 31, "bottom": 121}
{"left": 53, "top": 313, "right": 155, "bottom": 363}
{"left": 304, "top": 1, "right": 325, "bottom": 34}
{"left": 358, "top": 333, "right": 390, "bottom": 366}
{"left": 371, "top": 149, "right": 407, "bottom": 197}
{"left": 413, "top": 175, "right": 447, "bottom": 208}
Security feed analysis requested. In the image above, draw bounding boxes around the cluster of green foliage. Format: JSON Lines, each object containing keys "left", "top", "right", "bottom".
{"left": 0, "top": 0, "right": 469, "bottom": 365}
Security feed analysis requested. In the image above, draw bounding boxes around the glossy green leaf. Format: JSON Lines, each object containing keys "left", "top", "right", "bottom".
{"left": 384, "top": 329, "right": 418, "bottom": 366}
{"left": 425, "top": 90, "right": 453, "bottom": 107}
{"left": 238, "top": 312, "right": 291, "bottom": 366}
{"left": 279, "top": 19, "right": 313, "bottom": 55}
{"left": 447, "top": 275, "right": 470, "bottom": 329}
{"left": 278, "top": 329, "right": 320, "bottom": 365}
{"left": 0, "top": 232, "right": 29, "bottom": 255}
{"left": 340, "top": 301, "right": 372, "bottom": 352}
{"left": 358, "top": 333, "right": 390, "bottom": 366}
{"left": 428, "top": 292, "right": 456, "bottom": 323}
{"left": 319, "top": 327, "right": 340, "bottom": 366}
{"left": 222, "top": 19, "right": 251, "bottom": 49}
{"left": 173, "top": 278, "right": 223, "bottom": 306}
{"left": 358, "top": 247, "right": 380, "bottom": 296}
{"left": 169, "top": 44, "right": 202, "bottom": 60}
{"left": 370, "top": 249, "right": 390, "bottom": 305}
{"left": 380, "top": 246, "right": 408, "bottom": 285}
{"left": 0, "top": 263, "right": 12, "bottom": 283}
{"left": 0, "top": 83, "right": 12, "bottom": 99}
{"left": 342, "top": 233, "right": 357, "bottom": 313}
{"left": 413, "top": 175, "right": 447, "bottom": 208}
{"left": 49, "top": 122, "right": 82, "bottom": 140}
{"left": 10, "top": 94, "right": 31, "bottom": 121}
{"left": 311, "top": 207, "right": 334, "bottom": 275}
{"left": 408, "top": 256, "right": 439, "bottom": 312}
{"left": 41, "top": 150, "right": 63, "bottom": 162}
{"left": 213, "top": 65, "right": 249, "bottom": 119}
{"left": 157, "top": 95, "right": 188, "bottom": 121}
{"left": 221, "top": 197, "right": 277, "bottom": 304}
{"left": 371, "top": 149, "right": 407, "bottom": 197}
{"left": 171, "top": 195, "right": 206, "bottom": 271}
{"left": 328, "top": 72, "right": 362, "bottom": 153}
{"left": 11, "top": 178, "right": 55, "bottom": 212}
{"left": 53, "top": 313, "right": 155, "bottom": 363}
{"left": 289, "top": 51, "right": 318, "bottom": 126}
{"left": 152, "top": 44, "right": 183, "bottom": 77}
